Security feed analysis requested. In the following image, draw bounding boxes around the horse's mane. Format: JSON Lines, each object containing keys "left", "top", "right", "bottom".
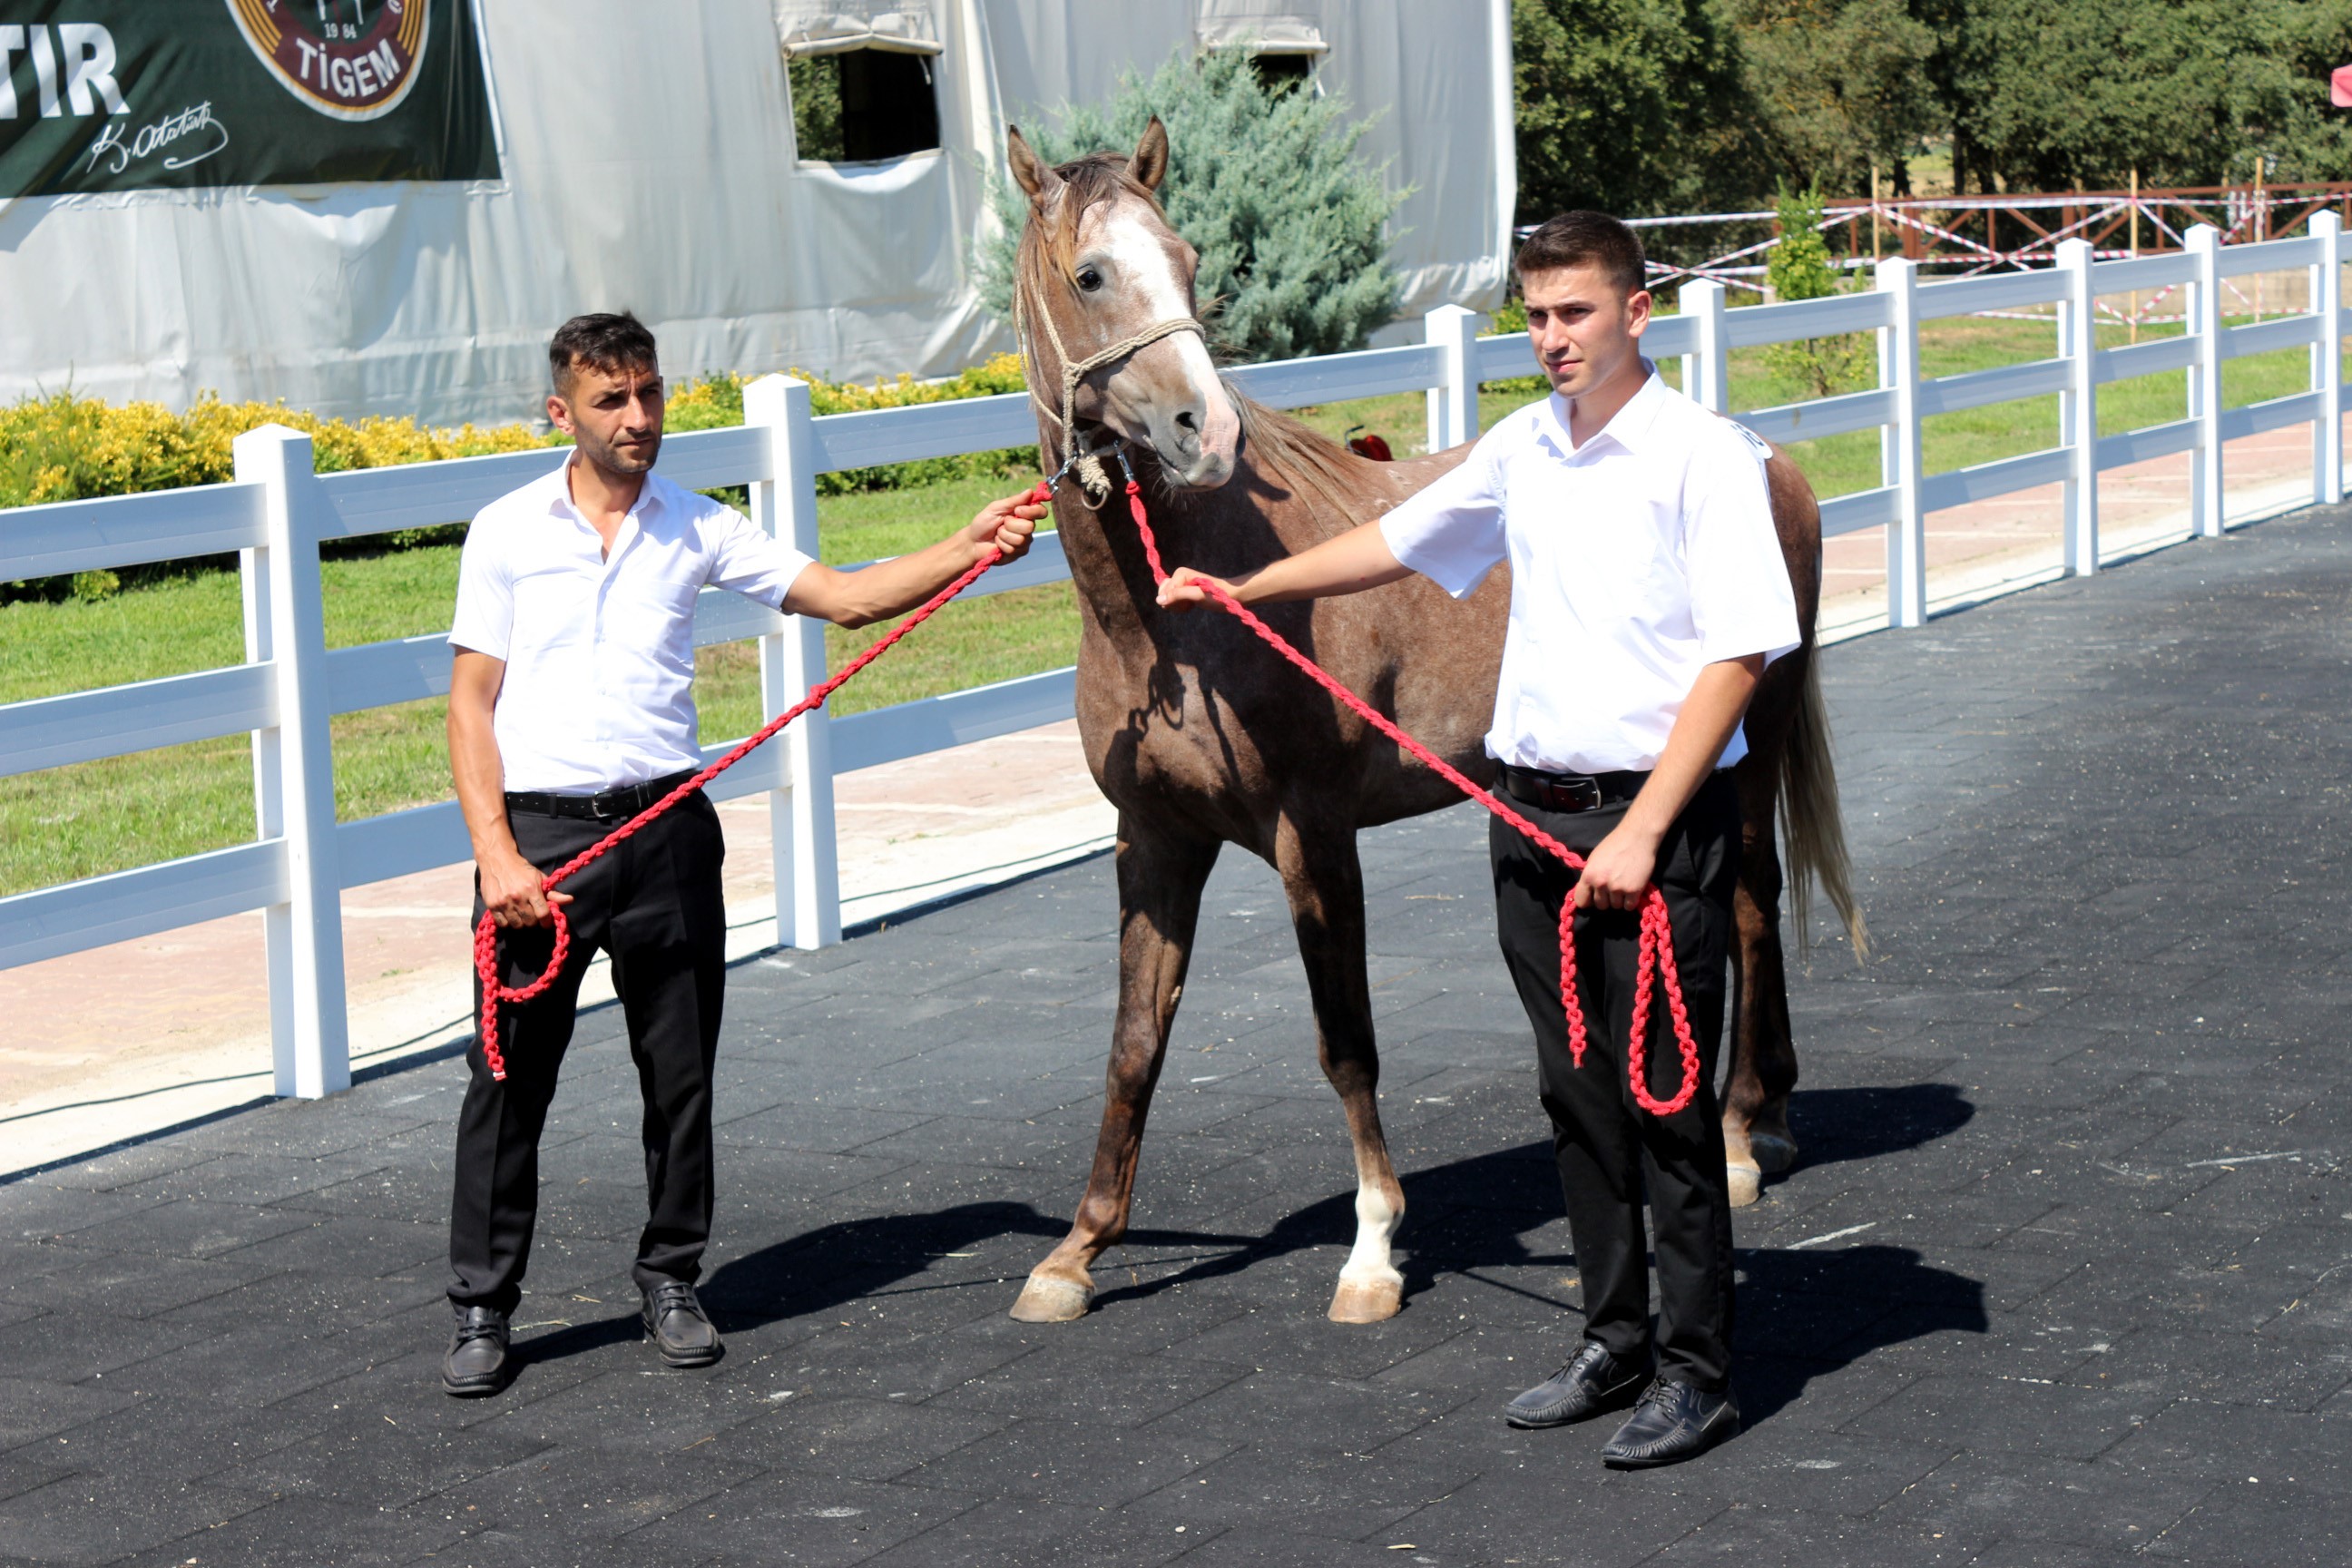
{"left": 1226, "top": 393, "right": 1393, "bottom": 534}
{"left": 1019, "top": 150, "right": 1396, "bottom": 534}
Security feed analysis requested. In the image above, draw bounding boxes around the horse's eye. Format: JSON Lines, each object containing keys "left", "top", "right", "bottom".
{"left": 1076, "top": 268, "right": 1103, "bottom": 293}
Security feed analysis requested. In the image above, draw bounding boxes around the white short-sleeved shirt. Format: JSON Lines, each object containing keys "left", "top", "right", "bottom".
{"left": 1378, "top": 367, "right": 1799, "bottom": 775}
{"left": 449, "top": 455, "right": 817, "bottom": 793}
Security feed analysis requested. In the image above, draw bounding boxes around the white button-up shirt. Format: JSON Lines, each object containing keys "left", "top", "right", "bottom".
{"left": 449, "top": 455, "right": 817, "bottom": 793}
{"left": 1379, "top": 368, "right": 1800, "bottom": 775}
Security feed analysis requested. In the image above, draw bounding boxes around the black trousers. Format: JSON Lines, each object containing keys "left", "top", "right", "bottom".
{"left": 1489, "top": 769, "right": 1740, "bottom": 1391}
{"left": 447, "top": 791, "right": 729, "bottom": 1313}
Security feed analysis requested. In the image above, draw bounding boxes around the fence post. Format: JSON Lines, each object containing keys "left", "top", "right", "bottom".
{"left": 2186, "top": 223, "right": 2225, "bottom": 537}
{"left": 1424, "top": 304, "right": 1480, "bottom": 452}
{"left": 1684, "top": 279, "right": 1730, "bottom": 413}
{"left": 232, "top": 425, "right": 349, "bottom": 1099}
{"left": 2057, "top": 238, "right": 2100, "bottom": 574}
{"left": 1875, "top": 259, "right": 1927, "bottom": 628}
{"left": 2311, "top": 211, "right": 2344, "bottom": 506}
{"left": 745, "top": 375, "right": 840, "bottom": 950}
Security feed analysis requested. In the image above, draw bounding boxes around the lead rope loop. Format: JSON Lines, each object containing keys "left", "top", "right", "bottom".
{"left": 471, "top": 481, "right": 1054, "bottom": 1082}
{"left": 1112, "top": 450, "right": 1703, "bottom": 1117}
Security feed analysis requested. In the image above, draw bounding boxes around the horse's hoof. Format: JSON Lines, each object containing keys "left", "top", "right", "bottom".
{"left": 1009, "top": 1274, "right": 1093, "bottom": 1323}
{"left": 1726, "top": 1161, "right": 1762, "bottom": 1209}
{"left": 1328, "top": 1272, "right": 1404, "bottom": 1324}
{"left": 1749, "top": 1133, "right": 1798, "bottom": 1174}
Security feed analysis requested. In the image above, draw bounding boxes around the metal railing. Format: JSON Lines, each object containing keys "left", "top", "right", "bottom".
{"left": 2, "top": 217, "right": 2342, "bottom": 1100}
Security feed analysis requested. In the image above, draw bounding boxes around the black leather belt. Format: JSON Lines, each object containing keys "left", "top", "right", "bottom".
{"left": 1500, "top": 764, "right": 1651, "bottom": 814}
{"left": 505, "top": 769, "right": 698, "bottom": 822}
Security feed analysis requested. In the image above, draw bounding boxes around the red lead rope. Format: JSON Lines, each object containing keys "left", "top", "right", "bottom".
{"left": 471, "top": 481, "right": 1053, "bottom": 1082}
{"left": 1117, "top": 475, "right": 1703, "bottom": 1117}
{"left": 475, "top": 469, "right": 1701, "bottom": 1117}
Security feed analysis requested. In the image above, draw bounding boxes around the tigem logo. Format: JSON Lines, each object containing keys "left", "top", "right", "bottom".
{"left": 226, "top": 0, "right": 427, "bottom": 122}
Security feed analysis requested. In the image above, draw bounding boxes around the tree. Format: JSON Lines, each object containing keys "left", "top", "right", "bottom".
{"left": 1728, "top": 0, "right": 1942, "bottom": 196}
{"left": 1511, "top": 0, "right": 1769, "bottom": 223}
{"left": 975, "top": 50, "right": 1404, "bottom": 365}
{"left": 1925, "top": 0, "right": 2352, "bottom": 191}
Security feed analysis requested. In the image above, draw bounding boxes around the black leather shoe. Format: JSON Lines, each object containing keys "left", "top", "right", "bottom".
{"left": 1503, "top": 1340, "right": 1649, "bottom": 1428}
{"left": 642, "top": 1279, "right": 722, "bottom": 1368}
{"left": 1601, "top": 1379, "right": 1740, "bottom": 1468}
{"left": 442, "top": 1304, "right": 511, "bottom": 1397}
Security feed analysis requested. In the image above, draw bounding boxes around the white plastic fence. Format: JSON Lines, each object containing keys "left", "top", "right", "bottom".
{"left": 2, "top": 220, "right": 2343, "bottom": 1101}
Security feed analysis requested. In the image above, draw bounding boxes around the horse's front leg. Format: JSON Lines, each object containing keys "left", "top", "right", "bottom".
{"left": 1011, "top": 813, "right": 1220, "bottom": 1322}
{"left": 1274, "top": 811, "right": 1406, "bottom": 1324}
{"left": 1722, "top": 767, "right": 1799, "bottom": 1208}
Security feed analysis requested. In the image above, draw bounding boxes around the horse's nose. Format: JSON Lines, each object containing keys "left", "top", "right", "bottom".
{"left": 1171, "top": 405, "right": 1202, "bottom": 452}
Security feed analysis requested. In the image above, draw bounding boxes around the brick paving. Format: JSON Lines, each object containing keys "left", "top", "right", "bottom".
{"left": 4, "top": 505, "right": 2351, "bottom": 1565}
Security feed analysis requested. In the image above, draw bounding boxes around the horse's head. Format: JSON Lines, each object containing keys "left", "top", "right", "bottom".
{"left": 1007, "top": 117, "right": 1240, "bottom": 491}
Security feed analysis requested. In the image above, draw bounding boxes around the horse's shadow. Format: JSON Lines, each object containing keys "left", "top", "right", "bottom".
{"left": 1788, "top": 1082, "right": 1975, "bottom": 1171}
{"left": 524, "top": 1135, "right": 1985, "bottom": 1432}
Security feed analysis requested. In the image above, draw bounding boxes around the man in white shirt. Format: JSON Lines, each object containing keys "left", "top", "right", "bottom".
{"left": 1160, "top": 214, "right": 1798, "bottom": 1466}
{"left": 440, "top": 313, "right": 1043, "bottom": 1396}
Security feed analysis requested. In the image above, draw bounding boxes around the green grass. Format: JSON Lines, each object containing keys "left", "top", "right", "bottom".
{"left": 4, "top": 318, "right": 2337, "bottom": 896}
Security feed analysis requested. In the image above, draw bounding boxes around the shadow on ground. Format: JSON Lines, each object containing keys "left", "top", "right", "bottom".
{"left": 1790, "top": 1081, "right": 1975, "bottom": 1170}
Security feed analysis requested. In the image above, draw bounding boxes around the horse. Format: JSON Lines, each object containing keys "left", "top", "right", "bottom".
{"left": 999, "top": 116, "right": 1862, "bottom": 1326}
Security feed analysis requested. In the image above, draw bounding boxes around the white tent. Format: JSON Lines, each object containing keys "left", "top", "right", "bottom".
{"left": 0, "top": 0, "right": 1513, "bottom": 427}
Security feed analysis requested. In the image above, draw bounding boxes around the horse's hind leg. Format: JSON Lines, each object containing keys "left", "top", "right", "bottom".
{"left": 1011, "top": 814, "right": 1219, "bottom": 1323}
{"left": 1273, "top": 812, "right": 1406, "bottom": 1324}
{"left": 1723, "top": 763, "right": 1799, "bottom": 1208}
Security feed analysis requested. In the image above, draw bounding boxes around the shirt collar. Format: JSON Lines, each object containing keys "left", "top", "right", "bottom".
{"left": 1548, "top": 359, "right": 1667, "bottom": 457}
{"left": 544, "top": 450, "right": 667, "bottom": 525}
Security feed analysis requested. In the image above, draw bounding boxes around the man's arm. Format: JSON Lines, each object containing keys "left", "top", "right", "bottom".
{"left": 1574, "top": 653, "right": 1764, "bottom": 911}
{"left": 1155, "top": 516, "right": 1413, "bottom": 612}
{"left": 447, "top": 649, "right": 570, "bottom": 929}
{"left": 784, "top": 493, "right": 1046, "bottom": 628}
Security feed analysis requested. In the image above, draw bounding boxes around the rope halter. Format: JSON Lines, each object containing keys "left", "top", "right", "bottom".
{"left": 1014, "top": 277, "right": 1205, "bottom": 505}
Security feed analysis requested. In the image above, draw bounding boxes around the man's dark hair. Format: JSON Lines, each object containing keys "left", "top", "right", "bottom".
{"left": 1514, "top": 212, "right": 1647, "bottom": 297}
{"left": 550, "top": 311, "right": 659, "bottom": 393}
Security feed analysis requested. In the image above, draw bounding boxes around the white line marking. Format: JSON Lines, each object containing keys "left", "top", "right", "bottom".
{"left": 1786, "top": 1221, "right": 1877, "bottom": 1250}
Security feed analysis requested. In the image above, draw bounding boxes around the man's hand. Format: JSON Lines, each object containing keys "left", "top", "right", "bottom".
{"left": 479, "top": 848, "right": 571, "bottom": 929}
{"left": 965, "top": 493, "right": 1045, "bottom": 564}
{"left": 1157, "top": 566, "right": 1240, "bottom": 612}
{"left": 1574, "top": 824, "right": 1659, "bottom": 913}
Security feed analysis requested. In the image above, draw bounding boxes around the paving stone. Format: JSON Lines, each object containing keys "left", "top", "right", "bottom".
{"left": 1874, "top": 1449, "right": 2217, "bottom": 1553}
{"left": 618, "top": 1475, "right": 980, "bottom": 1567}
{"left": 858, "top": 1496, "right": 1200, "bottom": 1567}
{"left": 0, "top": 1472, "right": 273, "bottom": 1566}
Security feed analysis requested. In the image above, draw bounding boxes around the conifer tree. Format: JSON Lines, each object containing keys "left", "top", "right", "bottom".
{"left": 976, "top": 51, "right": 1405, "bottom": 366}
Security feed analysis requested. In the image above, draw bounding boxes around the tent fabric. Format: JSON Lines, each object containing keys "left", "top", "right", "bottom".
{"left": 0, "top": 0, "right": 1511, "bottom": 428}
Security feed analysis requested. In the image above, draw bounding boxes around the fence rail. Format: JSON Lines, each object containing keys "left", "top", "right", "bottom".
{"left": 5, "top": 219, "right": 2347, "bottom": 1100}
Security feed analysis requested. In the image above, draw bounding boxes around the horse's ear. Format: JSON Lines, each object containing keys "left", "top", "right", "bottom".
{"left": 1006, "top": 122, "right": 1060, "bottom": 204}
{"left": 1131, "top": 115, "right": 1169, "bottom": 192}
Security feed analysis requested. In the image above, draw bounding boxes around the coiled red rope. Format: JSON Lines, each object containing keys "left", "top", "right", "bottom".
{"left": 1117, "top": 470, "right": 1702, "bottom": 1117}
{"left": 471, "top": 482, "right": 1052, "bottom": 1082}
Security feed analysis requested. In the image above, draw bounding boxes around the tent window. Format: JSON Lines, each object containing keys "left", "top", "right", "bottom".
{"left": 789, "top": 48, "right": 939, "bottom": 162}
{"left": 1249, "top": 53, "right": 1314, "bottom": 93}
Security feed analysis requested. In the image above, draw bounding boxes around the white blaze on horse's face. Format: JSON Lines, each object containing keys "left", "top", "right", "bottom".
{"left": 1072, "top": 192, "right": 1240, "bottom": 489}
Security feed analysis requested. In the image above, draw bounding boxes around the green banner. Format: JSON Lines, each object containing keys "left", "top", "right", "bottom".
{"left": 0, "top": 0, "right": 498, "bottom": 197}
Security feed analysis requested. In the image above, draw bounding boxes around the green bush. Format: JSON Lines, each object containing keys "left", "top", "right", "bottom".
{"left": 976, "top": 48, "right": 1405, "bottom": 365}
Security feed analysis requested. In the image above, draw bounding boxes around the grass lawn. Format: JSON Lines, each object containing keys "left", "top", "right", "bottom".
{"left": 4, "top": 311, "right": 2335, "bottom": 897}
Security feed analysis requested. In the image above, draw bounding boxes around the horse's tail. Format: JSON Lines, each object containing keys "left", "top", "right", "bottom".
{"left": 1779, "top": 653, "right": 1868, "bottom": 963}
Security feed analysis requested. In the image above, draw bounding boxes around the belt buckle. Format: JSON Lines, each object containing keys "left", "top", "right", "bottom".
{"left": 1551, "top": 776, "right": 1603, "bottom": 813}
